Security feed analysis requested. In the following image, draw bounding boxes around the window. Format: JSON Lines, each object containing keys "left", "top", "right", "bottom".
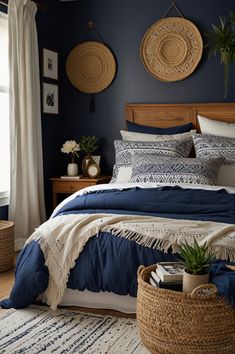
{"left": 0, "top": 11, "right": 9, "bottom": 206}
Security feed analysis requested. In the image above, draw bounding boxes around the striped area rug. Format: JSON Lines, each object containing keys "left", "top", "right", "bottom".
{"left": 0, "top": 305, "right": 149, "bottom": 353}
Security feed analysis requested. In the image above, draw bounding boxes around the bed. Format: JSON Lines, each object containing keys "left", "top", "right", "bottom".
{"left": 1, "top": 102, "right": 235, "bottom": 313}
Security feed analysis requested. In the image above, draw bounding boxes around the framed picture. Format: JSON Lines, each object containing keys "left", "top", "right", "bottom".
{"left": 43, "top": 48, "right": 58, "bottom": 80}
{"left": 42, "top": 83, "right": 59, "bottom": 114}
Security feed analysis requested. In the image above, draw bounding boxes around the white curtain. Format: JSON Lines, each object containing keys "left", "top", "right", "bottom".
{"left": 8, "top": 0, "right": 46, "bottom": 250}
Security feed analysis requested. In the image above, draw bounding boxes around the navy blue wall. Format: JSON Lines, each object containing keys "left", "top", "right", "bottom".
{"left": 58, "top": 0, "right": 235, "bottom": 176}
{"left": 0, "top": 205, "right": 8, "bottom": 220}
{"left": 1, "top": 0, "right": 235, "bottom": 218}
{"left": 36, "top": 0, "right": 63, "bottom": 215}
{"left": 0, "top": 4, "right": 6, "bottom": 12}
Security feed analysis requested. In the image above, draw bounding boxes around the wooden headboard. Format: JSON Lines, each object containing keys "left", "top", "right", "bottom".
{"left": 125, "top": 103, "right": 235, "bottom": 131}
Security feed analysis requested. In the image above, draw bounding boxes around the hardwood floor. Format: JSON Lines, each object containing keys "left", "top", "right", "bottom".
{"left": 0, "top": 267, "right": 15, "bottom": 315}
{"left": 0, "top": 263, "right": 135, "bottom": 318}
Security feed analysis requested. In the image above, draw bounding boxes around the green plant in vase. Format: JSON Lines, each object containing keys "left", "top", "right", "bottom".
{"left": 178, "top": 238, "right": 216, "bottom": 293}
{"left": 79, "top": 136, "right": 99, "bottom": 176}
{"left": 205, "top": 11, "right": 235, "bottom": 97}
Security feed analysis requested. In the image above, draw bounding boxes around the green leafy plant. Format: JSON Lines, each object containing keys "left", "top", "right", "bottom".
{"left": 205, "top": 11, "right": 235, "bottom": 97}
{"left": 79, "top": 136, "right": 99, "bottom": 155}
{"left": 178, "top": 238, "right": 216, "bottom": 275}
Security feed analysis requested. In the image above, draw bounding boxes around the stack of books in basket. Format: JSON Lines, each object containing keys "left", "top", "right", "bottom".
{"left": 150, "top": 262, "right": 184, "bottom": 291}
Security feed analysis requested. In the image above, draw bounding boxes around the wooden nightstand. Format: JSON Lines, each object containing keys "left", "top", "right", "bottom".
{"left": 50, "top": 176, "right": 111, "bottom": 209}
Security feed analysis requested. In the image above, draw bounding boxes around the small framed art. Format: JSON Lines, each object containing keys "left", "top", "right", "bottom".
{"left": 42, "top": 83, "right": 59, "bottom": 114}
{"left": 43, "top": 48, "right": 58, "bottom": 80}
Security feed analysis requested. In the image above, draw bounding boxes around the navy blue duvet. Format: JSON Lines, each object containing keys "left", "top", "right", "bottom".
{"left": 1, "top": 185, "right": 235, "bottom": 309}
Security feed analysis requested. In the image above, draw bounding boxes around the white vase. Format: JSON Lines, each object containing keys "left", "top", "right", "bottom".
{"left": 183, "top": 270, "right": 209, "bottom": 293}
{"left": 67, "top": 163, "right": 78, "bottom": 176}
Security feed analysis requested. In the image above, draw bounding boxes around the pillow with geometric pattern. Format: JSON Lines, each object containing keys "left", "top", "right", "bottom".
{"left": 129, "top": 155, "right": 224, "bottom": 185}
{"left": 193, "top": 133, "right": 235, "bottom": 187}
{"left": 111, "top": 138, "right": 194, "bottom": 183}
{"left": 193, "top": 134, "right": 235, "bottom": 161}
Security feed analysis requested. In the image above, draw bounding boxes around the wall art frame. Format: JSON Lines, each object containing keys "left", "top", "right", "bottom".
{"left": 42, "top": 82, "right": 59, "bottom": 115}
{"left": 43, "top": 48, "right": 58, "bottom": 80}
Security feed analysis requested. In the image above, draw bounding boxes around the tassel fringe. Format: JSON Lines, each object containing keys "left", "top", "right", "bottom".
{"left": 27, "top": 213, "right": 235, "bottom": 310}
{"left": 34, "top": 225, "right": 100, "bottom": 310}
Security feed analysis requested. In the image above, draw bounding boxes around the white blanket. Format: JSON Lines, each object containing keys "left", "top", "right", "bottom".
{"left": 26, "top": 212, "right": 235, "bottom": 310}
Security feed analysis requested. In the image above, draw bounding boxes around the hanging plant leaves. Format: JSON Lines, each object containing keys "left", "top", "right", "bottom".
{"left": 205, "top": 12, "right": 235, "bottom": 97}
{"left": 230, "top": 11, "right": 235, "bottom": 27}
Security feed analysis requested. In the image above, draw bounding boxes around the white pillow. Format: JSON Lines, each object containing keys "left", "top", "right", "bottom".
{"left": 120, "top": 129, "right": 196, "bottom": 141}
{"left": 217, "top": 165, "right": 235, "bottom": 187}
{"left": 113, "top": 166, "right": 132, "bottom": 184}
{"left": 198, "top": 115, "right": 235, "bottom": 138}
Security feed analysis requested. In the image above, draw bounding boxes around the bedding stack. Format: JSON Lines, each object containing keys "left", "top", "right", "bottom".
{"left": 1, "top": 117, "right": 235, "bottom": 312}
{"left": 117, "top": 116, "right": 235, "bottom": 188}
{"left": 112, "top": 124, "right": 195, "bottom": 183}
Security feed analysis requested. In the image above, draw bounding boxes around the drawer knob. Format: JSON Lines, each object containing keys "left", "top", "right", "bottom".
{"left": 70, "top": 186, "right": 74, "bottom": 190}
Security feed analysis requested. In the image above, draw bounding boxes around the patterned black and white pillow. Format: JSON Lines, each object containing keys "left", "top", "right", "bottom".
{"left": 129, "top": 155, "right": 224, "bottom": 185}
{"left": 193, "top": 134, "right": 235, "bottom": 162}
{"left": 111, "top": 139, "right": 193, "bottom": 183}
{"left": 193, "top": 133, "right": 235, "bottom": 187}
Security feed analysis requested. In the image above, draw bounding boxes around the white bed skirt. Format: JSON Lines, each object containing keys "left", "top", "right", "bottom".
{"left": 42, "top": 289, "right": 136, "bottom": 314}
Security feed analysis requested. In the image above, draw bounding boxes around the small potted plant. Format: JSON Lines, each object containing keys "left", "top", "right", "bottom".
{"left": 61, "top": 140, "right": 80, "bottom": 176}
{"left": 178, "top": 238, "right": 216, "bottom": 293}
{"left": 79, "top": 136, "right": 99, "bottom": 176}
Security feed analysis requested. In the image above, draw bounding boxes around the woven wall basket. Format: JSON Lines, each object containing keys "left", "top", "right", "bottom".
{"left": 137, "top": 264, "right": 235, "bottom": 354}
{"left": 66, "top": 41, "right": 116, "bottom": 94}
{"left": 140, "top": 17, "right": 203, "bottom": 82}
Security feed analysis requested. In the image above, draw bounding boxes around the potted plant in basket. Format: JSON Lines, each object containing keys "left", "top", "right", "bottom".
{"left": 79, "top": 135, "right": 99, "bottom": 176}
{"left": 61, "top": 140, "right": 80, "bottom": 176}
{"left": 178, "top": 238, "right": 216, "bottom": 293}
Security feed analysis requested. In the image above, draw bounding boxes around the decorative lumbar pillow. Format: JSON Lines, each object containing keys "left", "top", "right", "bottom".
{"left": 198, "top": 115, "right": 235, "bottom": 138}
{"left": 193, "top": 133, "right": 235, "bottom": 187}
{"left": 111, "top": 138, "right": 193, "bottom": 183}
{"left": 120, "top": 130, "right": 196, "bottom": 142}
{"left": 126, "top": 121, "right": 193, "bottom": 134}
{"left": 129, "top": 155, "right": 224, "bottom": 185}
{"left": 193, "top": 134, "right": 235, "bottom": 161}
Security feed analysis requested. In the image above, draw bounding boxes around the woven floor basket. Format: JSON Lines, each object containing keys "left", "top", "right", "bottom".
{"left": 0, "top": 221, "right": 14, "bottom": 272}
{"left": 137, "top": 264, "right": 235, "bottom": 354}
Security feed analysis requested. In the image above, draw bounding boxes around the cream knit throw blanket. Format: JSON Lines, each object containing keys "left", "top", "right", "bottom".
{"left": 26, "top": 213, "right": 235, "bottom": 310}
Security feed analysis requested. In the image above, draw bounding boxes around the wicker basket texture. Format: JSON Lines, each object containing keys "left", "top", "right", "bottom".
{"left": 0, "top": 221, "right": 14, "bottom": 272}
{"left": 66, "top": 41, "right": 116, "bottom": 94}
{"left": 140, "top": 18, "right": 203, "bottom": 83}
{"left": 137, "top": 264, "right": 235, "bottom": 354}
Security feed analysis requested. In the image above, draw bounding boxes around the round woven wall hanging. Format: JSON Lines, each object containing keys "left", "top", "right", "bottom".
{"left": 66, "top": 41, "right": 116, "bottom": 94}
{"left": 140, "top": 17, "right": 203, "bottom": 82}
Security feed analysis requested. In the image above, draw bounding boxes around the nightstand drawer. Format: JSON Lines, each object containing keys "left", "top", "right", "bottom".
{"left": 53, "top": 180, "right": 85, "bottom": 193}
{"left": 50, "top": 176, "right": 111, "bottom": 209}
